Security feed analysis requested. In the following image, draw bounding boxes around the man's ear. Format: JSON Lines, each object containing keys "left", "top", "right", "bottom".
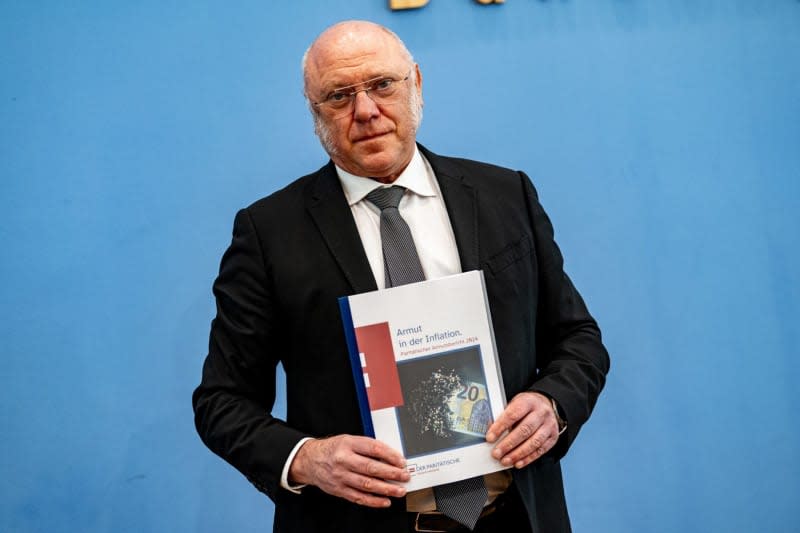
{"left": 414, "top": 63, "right": 424, "bottom": 107}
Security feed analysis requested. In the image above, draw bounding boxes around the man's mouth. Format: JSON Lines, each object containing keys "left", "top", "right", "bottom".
{"left": 354, "top": 131, "right": 390, "bottom": 143}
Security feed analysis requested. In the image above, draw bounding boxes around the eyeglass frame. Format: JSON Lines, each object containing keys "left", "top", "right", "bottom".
{"left": 310, "top": 70, "right": 413, "bottom": 114}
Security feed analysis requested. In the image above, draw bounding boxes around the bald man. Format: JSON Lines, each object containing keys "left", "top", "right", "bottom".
{"left": 194, "top": 20, "right": 609, "bottom": 533}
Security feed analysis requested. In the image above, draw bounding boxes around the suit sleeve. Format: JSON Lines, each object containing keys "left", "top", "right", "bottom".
{"left": 192, "top": 207, "right": 310, "bottom": 500}
{"left": 520, "top": 172, "right": 610, "bottom": 460}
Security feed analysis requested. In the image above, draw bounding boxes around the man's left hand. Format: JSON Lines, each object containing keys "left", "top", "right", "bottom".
{"left": 485, "top": 391, "right": 559, "bottom": 469}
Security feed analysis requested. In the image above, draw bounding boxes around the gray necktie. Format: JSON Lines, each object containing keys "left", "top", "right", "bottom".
{"left": 365, "top": 186, "right": 425, "bottom": 287}
{"left": 365, "top": 185, "right": 489, "bottom": 531}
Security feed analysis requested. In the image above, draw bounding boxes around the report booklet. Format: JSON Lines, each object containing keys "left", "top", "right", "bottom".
{"left": 338, "top": 270, "right": 510, "bottom": 491}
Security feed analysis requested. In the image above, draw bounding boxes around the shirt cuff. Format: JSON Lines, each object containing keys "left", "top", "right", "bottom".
{"left": 280, "top": 437, "right": 314, "bottom": 493}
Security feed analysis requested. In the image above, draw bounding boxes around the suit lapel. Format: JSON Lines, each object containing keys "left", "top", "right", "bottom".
{"left": 306, "top": 163, "right": 378, "bottom": 294}
{"left": 421, "top": 146, "right": 481, "bottom": 272}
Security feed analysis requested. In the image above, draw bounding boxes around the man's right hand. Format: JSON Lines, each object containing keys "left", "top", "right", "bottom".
{"left": 288, "top": 435, "right": 410, "bottom": 508}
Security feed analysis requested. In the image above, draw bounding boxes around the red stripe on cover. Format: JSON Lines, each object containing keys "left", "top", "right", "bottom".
{"left": 355, "top": 322, "right": 404, "bottom": 410}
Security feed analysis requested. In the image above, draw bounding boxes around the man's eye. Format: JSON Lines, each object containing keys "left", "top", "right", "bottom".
{"left": 373, "top": 79, "right": 394, "bottom": 91}
{"left": 328, "top": 92, "right": 349, "bottom": 103}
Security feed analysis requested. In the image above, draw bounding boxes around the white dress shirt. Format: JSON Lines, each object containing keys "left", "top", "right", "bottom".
{"left": 337, "top": 146, "right": 462, "bottom": 289}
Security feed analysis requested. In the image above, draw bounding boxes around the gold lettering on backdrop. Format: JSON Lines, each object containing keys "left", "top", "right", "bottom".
{"left": 389, "top": 0, "right": 430, "bottom": 9}
{"left": 390, "top": 0, "right": 504, "bottom": 10}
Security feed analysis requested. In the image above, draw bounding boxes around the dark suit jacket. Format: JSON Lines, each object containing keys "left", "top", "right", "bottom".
{"left": 193, "top": 145, "right": 609, "bottom": 533}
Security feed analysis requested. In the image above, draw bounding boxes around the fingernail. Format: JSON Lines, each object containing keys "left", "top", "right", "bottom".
{"left": 492, "top": 449, "right": 502, "bottom": 459}
{"left": 501, "top": 457, "right": 512, "bottom": 466}
{"left": 515, "top": 461, "right": 524, "bottom": 469}
{"left": 486, "top": 432, "right": 495, "bottom": 442}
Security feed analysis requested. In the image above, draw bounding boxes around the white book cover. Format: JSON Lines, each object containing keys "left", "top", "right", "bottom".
{"left": 339, "top": 270, "right": 510, "bottom": 491}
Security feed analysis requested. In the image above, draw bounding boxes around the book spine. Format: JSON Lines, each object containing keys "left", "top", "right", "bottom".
{"left": 478, "top": 270, "right": 508, "bottom": 408}
{"left": 337, "top": 296, "right": 376, "bottom": 438}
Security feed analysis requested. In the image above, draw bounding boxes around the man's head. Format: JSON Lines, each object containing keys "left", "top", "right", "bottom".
{"left": 303, "top": 21, "right": 423, "bottom": 182}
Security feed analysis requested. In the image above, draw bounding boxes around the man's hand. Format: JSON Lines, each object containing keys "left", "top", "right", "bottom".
{"left": 485, "top": 392, "right": 560, "bottom": 469}
{"left": 289, "top": 435, "right": 410, "bottom": 508}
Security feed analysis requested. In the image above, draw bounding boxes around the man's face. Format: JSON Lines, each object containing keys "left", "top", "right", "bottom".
{"left": 305, "top": 26, "right": 423, "bottom": 182}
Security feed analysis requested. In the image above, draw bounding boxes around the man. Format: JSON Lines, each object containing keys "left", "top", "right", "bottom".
{"left": 193, "top": 20, "right": 609, "bottom": 533}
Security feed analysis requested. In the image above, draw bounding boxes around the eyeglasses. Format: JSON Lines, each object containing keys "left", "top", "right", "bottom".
{"left": 312, "top": 71, "right": 412, "bottom": 117}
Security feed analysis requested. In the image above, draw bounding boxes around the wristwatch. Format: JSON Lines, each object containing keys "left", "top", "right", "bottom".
{"left": 550, "top": 397, "right": 568, "bottom": 435}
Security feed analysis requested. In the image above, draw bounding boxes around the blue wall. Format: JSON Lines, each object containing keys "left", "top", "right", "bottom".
{"left": 2, "top": 2, "right": 798, "bottom": 532}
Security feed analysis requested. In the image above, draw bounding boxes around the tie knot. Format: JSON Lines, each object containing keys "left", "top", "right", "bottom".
{"left": 366, "top": 185, "right": 405, "bottom": 211}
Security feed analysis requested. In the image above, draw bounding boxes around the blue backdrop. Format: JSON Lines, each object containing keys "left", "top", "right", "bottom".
{"left": 2, "top": 2, "right": 798, "bottom": 532}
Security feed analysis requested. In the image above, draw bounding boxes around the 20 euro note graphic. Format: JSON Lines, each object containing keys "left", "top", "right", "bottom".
{"left": 395, "top": 345, "right": 495, "bottom": 457}
{"left": 447, "top": 380, "right": 492, "bottom": 438}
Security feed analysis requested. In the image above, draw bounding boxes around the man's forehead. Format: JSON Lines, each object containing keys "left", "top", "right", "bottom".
{"left": 307, "top": 25, "right": 407, "bottom": 85}
{"left": 315, "top": 64, "right": 403, "bottom": 90}
{"left": 309, "top": 57, "right": 407, "bottom": 95}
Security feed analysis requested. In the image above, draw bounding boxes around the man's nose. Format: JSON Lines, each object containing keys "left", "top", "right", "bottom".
{"left": 352, "top": 90, "right": 380, "bottom": 121}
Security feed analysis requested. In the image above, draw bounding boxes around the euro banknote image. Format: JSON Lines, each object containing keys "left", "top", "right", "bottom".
{"left": 395, "top": 345, "right": 493, "bottom": 457}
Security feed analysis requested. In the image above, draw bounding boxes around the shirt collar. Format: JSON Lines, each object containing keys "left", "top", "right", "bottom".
{"left": 335, "top": 146, "right": 437, "bottom": 206}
